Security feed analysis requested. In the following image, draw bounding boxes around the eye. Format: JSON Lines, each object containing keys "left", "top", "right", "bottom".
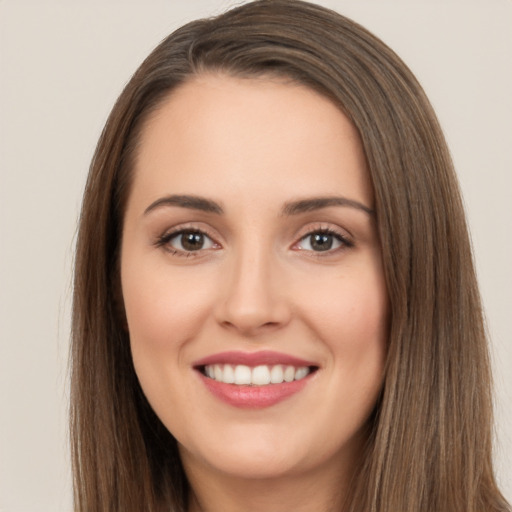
{"left": 295, "top": 230, "right": 352, "bottom": 252}
{"left": 158, "top": 229, "right": 217, "bottom": 254}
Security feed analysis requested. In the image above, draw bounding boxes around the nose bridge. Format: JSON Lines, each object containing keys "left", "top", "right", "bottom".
{"left": 216, "top": 234, "right": 289, "bottom": 334}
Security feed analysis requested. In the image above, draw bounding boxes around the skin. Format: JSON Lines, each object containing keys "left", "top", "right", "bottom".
{"left": 121, "top": 74, "right": 389, "bottom": 512}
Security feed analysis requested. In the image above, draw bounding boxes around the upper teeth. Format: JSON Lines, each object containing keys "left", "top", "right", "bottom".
{"left": 204, "top": 364, "right": 311, "bottom": 386}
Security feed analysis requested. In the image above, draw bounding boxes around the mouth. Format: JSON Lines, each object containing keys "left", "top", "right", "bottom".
{"left": 198, "top": 363, "right": 317, "bottom": 386}
{"left": 193, "top": 351, "right": 319, "bottom": 408}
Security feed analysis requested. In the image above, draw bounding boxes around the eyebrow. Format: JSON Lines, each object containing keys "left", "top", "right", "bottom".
{"left": 143, "top": 194, "right": 373, "bottom": 217}
{"left": 144, "top": 194, "right": 224, "bottom": 215}
{"left": 281, "top": 196, "right": 374, "bottom": 216}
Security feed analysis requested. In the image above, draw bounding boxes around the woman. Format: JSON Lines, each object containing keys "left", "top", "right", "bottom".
{"left": 71, "top": 1, "right": 511, "bottom": 511}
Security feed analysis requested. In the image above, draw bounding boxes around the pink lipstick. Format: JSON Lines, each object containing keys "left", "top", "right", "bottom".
{"left": 193, "top": 351, "right": 318, "bottom": 409}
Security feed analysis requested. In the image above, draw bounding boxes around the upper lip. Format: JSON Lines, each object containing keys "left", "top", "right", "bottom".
{"left": 193, "top": 350, "right": 318, "bottom": 368}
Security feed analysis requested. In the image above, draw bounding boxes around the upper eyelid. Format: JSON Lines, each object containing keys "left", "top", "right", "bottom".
{"left": 294, "top": 222, "right": 353, "bottom": 240}
{"left": 158, "top": 223, "right": 219, "bottom": 240}
{"left": 295, "top": 229, "right": 353, "bottom": 247}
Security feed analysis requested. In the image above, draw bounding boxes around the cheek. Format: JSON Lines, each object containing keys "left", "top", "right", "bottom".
{"left": 122, "top": 261, "right": 215, "bottom": 349}
{"left": 305, "top": 265, "right": 387, "bottom": 337}
{"left": 121, "top": 259, "right": 219, "bottom": 423}
{"left": 298, "top": 262, "right": 389, "bottom": 383}
{"left": 120, "top": 259, "right": 222, "bottom": 406}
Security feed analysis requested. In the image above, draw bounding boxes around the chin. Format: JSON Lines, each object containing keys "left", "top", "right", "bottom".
{"left": 177, "top": 423, "right": 356, "bottom": 483}
{"left": 184, "top": 446, "right": 307, "bottom": 481}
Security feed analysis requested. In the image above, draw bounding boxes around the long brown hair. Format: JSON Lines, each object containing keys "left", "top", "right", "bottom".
{"left": 71, "top": 1, "right": 510, "bottom": 510}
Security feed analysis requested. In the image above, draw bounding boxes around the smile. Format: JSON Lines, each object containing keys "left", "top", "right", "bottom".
{"left": 203, "top": 364, "right": 312, "bottom": 386}
{"left": 193, "top": 351, "right": 319, "bottom": 408}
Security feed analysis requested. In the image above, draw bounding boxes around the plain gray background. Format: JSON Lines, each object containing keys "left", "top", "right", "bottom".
{"left": 1, "top": 1, "right": 511, "bottom": 510}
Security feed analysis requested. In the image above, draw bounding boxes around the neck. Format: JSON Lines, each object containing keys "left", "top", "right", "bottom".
{"left": 183, "top": 451, "right": 359, "bottom": 512}
{"left": 188, "top": 473, "right": 347, "bottom": 512}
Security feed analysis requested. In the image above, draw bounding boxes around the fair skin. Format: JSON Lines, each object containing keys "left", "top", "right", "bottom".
{"left": 121, "top": 74, "right": 389, "bottom": 512}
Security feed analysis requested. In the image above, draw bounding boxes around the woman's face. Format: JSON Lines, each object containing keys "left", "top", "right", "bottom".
{"left": 121, "top": 75, "right": 388, "bottom": 482}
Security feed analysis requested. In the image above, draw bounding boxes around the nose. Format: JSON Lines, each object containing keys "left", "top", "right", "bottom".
{"left": 214, "top": 246, "right": 292, "bottom": 337}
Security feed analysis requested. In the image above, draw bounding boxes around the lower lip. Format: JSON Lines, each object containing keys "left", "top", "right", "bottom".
{"left": 198, "top": 372, "right": 312, "bottom": 409}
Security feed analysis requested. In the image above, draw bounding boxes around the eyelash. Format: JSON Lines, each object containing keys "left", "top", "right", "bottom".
{"left": 154, "top": 227, "right": 219, "bottom": 257}
{"left": 154, "top": 226, "right": 354, "bottom": 257}
{"left": 294, "top": 227, "right": 354, "bottom": 255}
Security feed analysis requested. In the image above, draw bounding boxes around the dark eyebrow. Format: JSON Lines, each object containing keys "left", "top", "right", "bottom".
{"left": 144, "top": 194, "right": 224, "bottom": 215}
{"left": 281, "top": 196, "right": 374, "bottom": 216}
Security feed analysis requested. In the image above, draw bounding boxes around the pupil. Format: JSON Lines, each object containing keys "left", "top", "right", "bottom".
{"left": 311, "top": 233, "right": 332, "bottom": 251}
{"left": 182, "top": 232, "right": 204, "bottom": 251}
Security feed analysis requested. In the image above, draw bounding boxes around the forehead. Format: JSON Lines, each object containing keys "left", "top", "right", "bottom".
{"left": 129, "top": 73, "right": 372, "bottom": 213}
